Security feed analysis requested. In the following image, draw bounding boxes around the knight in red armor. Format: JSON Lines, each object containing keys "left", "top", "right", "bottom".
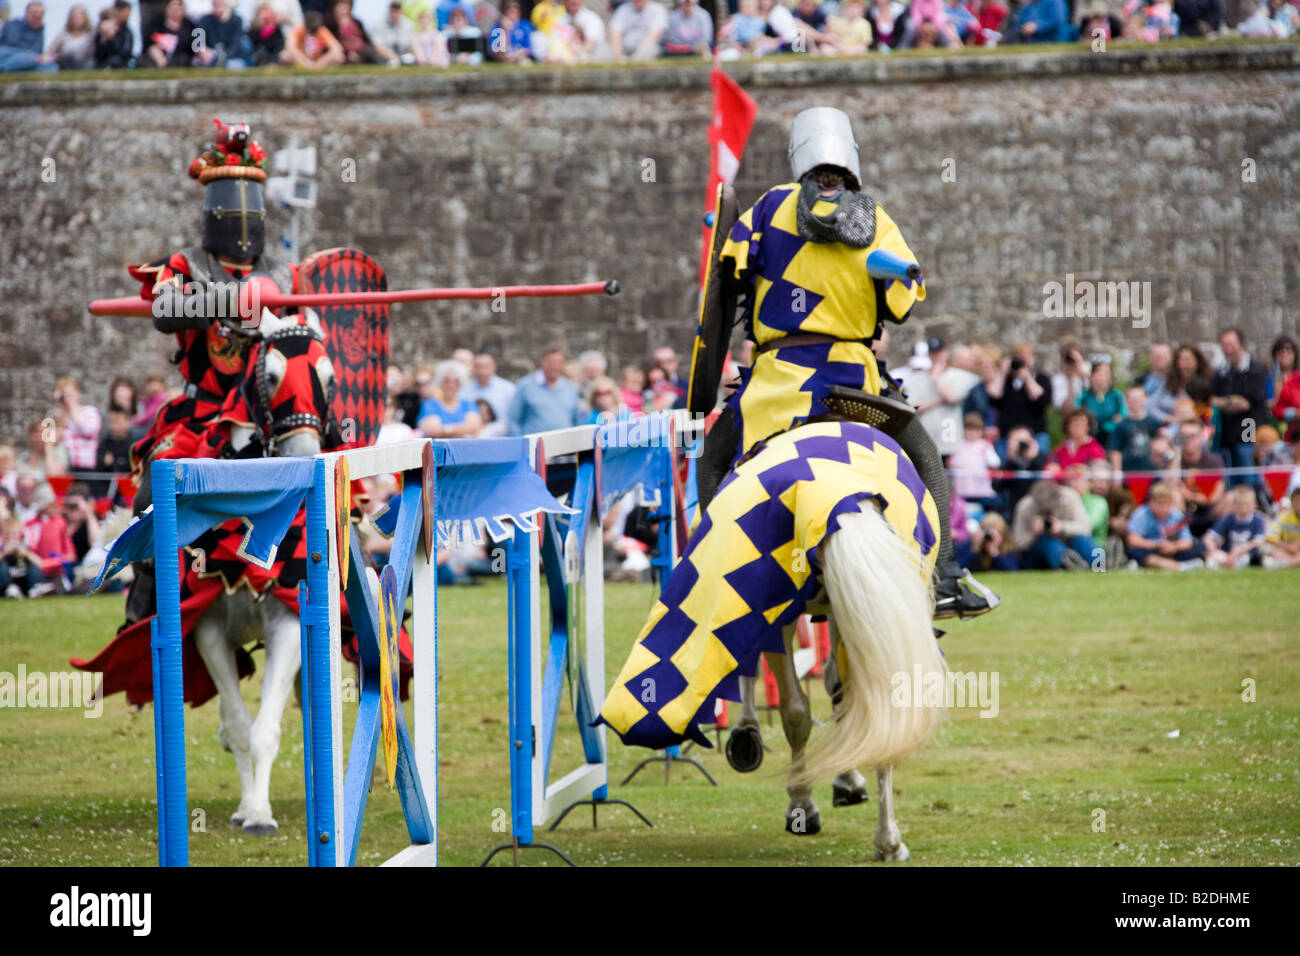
{"left": 121, "top": 119, "right": 299, "bottom": 627}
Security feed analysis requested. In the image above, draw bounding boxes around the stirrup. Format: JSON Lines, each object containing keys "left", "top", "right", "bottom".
{"left": 934, "top": 569, "right": 1000, "bottom": 621}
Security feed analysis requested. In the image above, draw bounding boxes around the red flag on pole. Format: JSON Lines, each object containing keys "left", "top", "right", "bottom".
{"left": 699, "top": 63, "right": 758, "bottom": 288}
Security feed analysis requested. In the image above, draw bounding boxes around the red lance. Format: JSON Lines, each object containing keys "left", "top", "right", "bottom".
{"left": 90, "top": 279, "right": 622, "bottom": 317}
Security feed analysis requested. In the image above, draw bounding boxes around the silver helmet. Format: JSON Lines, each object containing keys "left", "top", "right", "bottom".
{"left": 788, "top": 107, "right": 861, "bottom": 191}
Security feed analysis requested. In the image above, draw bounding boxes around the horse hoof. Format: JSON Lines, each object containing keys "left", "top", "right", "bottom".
{"left": 725, "top": 726, "right": 763, "bottom": 773}
{"left": 243, "top": 820, "right": 278, "bottom": 837}
{"left": 230, "top": 811, "right": 245, "bottom": 827}
{"left": 785, "top": 806, "right": 820, "bottom": 836}
{"left": 874, "top": 842, "right": 909, "bottom": 862}
{"left": 832, "top": 784, "right": 870, "bottom": 807}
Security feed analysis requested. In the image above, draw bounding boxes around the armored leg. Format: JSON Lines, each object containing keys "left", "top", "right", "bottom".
{"left": 696, "top": 406, "right": 741, "bottom": 513}
{"left": 894, "top": 415, "right": 1000, "bottom": 621}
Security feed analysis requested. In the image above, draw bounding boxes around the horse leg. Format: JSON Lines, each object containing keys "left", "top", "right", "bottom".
{"left": 193, "top": 609, "right": 257, "bottom": 828}
{"left": 874, "top": 765, "right": 909, "bottom": 861}
{"left": 767, "top": 624, "right": 818, "bottom": 835}
{"left": 823, "top": 620, "right": 870, "bottom": 807}
{"left": 724, "top": 672, "right": 764, "bottom": 773}
{"left": 240, "top": 600, "right": 302, "bottom": 836}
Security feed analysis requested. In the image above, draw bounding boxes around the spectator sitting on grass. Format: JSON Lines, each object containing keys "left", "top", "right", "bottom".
{"left": 372, "top": 0, "right": 416, "bottom": 62}
{"left": 1109, "top": 384, "right": 1161, "bottom": 474}
{"left": 1012, "top": 478, "right": 1102, "bottom": 570}
{"left": 247, "top": 3, "right": 286, "bottom": 65}
{"left": 1065, "top": 463, "right": 1109, "bottom": 564}
{"left": 61, "top": 481, "right": 99, "bottom": 567}
{"left": 0, "top": 1, "right": 58, "bottom": 72}
{"left": 1124, "top": 482, "right": 1205, "bottom": 570}
{"left": 608, "top": 0, "right": 668, "bottom": 59}
{"left": 488, "top": 0, "right": 536, "bottom": 60}
{"left": 1237, "top": 0, "right": 1300, "bottom": 36}
{"left": 560, "top": 0, "right": 609, "bottom": 61}
{"left": 285, "top": 9, "right": 345, "bottom": 66}
{"left": 1091, "top": 459, "right": 1135, "bottom": 567}
{"left": 46, "top": 3, "right": 94, "bottom": 70}
{"left": 663, "top": 0, "right": 713, "bottom": 55}
{"left": 1048, "top": 408, "right": 1106, "bottom": 473}
{"left": 964, "top": 0, "right": 1008, "bottom": 43}
{"left": 194, "top": 0, "right": 251, "bottom": 67}
{"left": 332, "top": 0, "right": 399, "bottom": 63}
{"left": 1264, "top": 487, "right": 1300, "bottom": 568}
{"left": 142, "top": 0, "right": 196, "bottom": 67}
{"left": 826, "top": 0, "right": 874, "bottom": 53}
{"left": 1175, "top": 0, "right": 1223, "bottom": 35}
{"left": 443, "top": 4, "right": 486, "bottom": 64}
{"left": 1010, "top": 0, "right": 1070, "bottom": 41}
{"left": 1078, "top": 0, "right": 1124, "bottom": 40}
{"left": 967, "top": 511, "right": 1019, "bottom": 572}
{"left": 1079, "top": 357, "right": 1126, "bottom": 445}
{"left": 909, "top": 0, "right": 962, "bottom": 46}
{"left": 867, "top": 0, "right": 914, "bottom": 48}
{"left": 1204, "top": 484, "right": 1268, "bottom": 568}
{"left": 411, "top": 8, "right": 451, "bottom": 64}
{"left": 94, "top": 2, "right": 134, "bottom": 68}
{"left": 942, "top": 0, "right": 979, "bottom": 39}
{"left": 757, "top": 0, "right": 804, "bottom": 51}
{"left": 1, "top": 514, "right": 53, "bottom": 598}
{"left": 25, "top": 482, "right": 74, "bottom": 593}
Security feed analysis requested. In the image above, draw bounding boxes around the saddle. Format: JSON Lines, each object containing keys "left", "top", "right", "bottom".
{"left": 818, "top": 386, "right": 916, "bottom": 440}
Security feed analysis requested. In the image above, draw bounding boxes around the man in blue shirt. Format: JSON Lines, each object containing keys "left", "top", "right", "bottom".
{"left": 0, "top": 2, "right": 58, "bottom": 72}
{"left": 508, "top": 345, "right": 581, "bottom": 436}
{"left": 1011, "top": 0, "right": 1071, "bottom": 42}
{"left": 464, "top": 351, "right": 517, "bottom": 428}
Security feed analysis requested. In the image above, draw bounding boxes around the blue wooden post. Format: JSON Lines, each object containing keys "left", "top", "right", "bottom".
{"left": 300, "top": 457, "right": 337, "bottom": 865}
{"left": 507, "top": 524, "right": 533, "bottom": 844}
{"left": 150, "top": 458, "right": 188, "bottom": 867}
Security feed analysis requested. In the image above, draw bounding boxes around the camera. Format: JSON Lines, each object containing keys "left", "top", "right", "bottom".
{"left": 1010, "top": 357, "right": 1025, "bottom": 372}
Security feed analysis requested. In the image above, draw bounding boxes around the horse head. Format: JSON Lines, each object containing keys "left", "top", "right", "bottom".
{"left": 223, "top": 308, "right": 336, "bottom": 460}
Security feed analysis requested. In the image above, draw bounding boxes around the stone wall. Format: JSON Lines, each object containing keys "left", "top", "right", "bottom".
{"left": 1, "top": 42, "right": 1297, "bottom": 436}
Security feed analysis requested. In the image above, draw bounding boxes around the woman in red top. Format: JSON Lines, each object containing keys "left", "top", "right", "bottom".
{"left": 1274, "top": 369, "right": 1300, "bottom": 441}
{"left": 1048, "top": 407, "right": 1107, "bottom": 473}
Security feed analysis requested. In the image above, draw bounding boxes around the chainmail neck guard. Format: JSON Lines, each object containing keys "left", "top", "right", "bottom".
{"left": 795, "top": 176, "right": 877, "bottom": 248}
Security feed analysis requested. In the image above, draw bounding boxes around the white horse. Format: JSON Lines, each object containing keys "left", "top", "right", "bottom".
{"left": 192, "top": 312, "right": 334, "bottom": 835}
{"left": 725, "top": 497, "right": 947, "bottom": 859}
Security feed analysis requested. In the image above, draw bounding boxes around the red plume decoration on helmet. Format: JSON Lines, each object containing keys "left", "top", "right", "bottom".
{"left": 189, "top": 118, "right": 270, "bottom": 184}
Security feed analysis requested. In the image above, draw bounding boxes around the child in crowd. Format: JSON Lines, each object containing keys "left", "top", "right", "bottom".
{"left": 1264, "top": 487, "right": 1300, "bottom": 568}
{"left": 2, "top": 515, "right": 54, "bottom": 598}
{"left": 950, "top": 412, "right": 1001, "bottom": 513}
{"left": 1203, "top": 484, "right": 1268, "bottom": 568}
{"left": 1124, "top": 482, "right": 1204, "bottom": 570}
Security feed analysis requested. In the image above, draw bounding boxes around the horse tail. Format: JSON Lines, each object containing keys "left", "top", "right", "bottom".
{"left": 796, "top": 500, "right": 946, "bottom": 786}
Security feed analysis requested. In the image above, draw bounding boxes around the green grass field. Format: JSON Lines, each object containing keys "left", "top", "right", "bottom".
{"left": 1, "top": 569, "right": 1297, "bottom": 867}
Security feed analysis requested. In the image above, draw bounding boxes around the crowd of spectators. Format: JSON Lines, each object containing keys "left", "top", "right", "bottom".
{"left": 0, "top": 373, "right": 169, "bottom": 597}
{"left": 5, "top": 327, "right": 1299, "bottom": 597}
{"left": 887, "top": 326, "right": 1300, "bottom": 574}
{"left": 2, "top": 0, "right": 1295, "bottom": 74}
{"left": 370, "top": 343, "right": 689, "bottom": 583}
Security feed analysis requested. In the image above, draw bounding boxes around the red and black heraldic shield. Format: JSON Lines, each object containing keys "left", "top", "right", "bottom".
{"left": 299, "top": 247, "right": 390, "bottom": 449}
